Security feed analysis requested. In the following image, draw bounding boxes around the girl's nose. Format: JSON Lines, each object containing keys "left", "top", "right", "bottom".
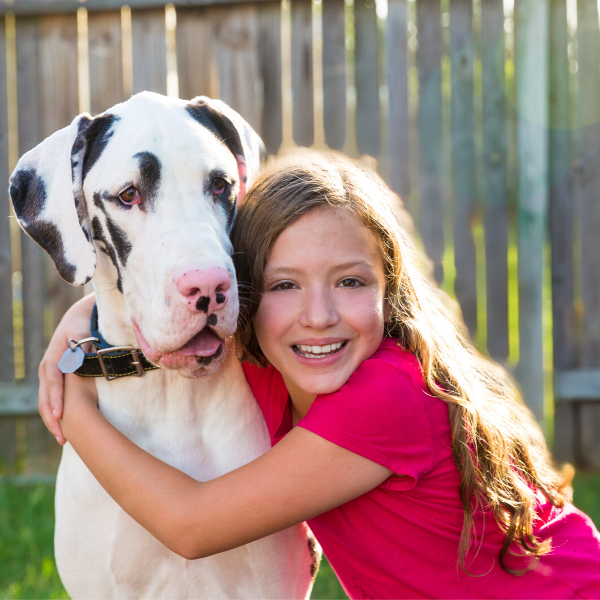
{"left": 298, "top": 290, "right": 340, "bottom": 330}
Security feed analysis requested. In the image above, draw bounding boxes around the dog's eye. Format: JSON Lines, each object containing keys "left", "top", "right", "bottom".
{"left": 212, "top": 177, "right": 226, "bottom": 195}
{"left": 119, "top": 187, "right": 141, "bottom": 206}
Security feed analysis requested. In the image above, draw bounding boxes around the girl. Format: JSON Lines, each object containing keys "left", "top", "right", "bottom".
{"left": 41, "top": 154, "right": 600, "bottom": 599}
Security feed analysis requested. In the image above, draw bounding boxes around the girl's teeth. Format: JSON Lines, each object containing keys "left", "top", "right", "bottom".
{"left": 296, "top": 342, "right": 344, "bottom": 357}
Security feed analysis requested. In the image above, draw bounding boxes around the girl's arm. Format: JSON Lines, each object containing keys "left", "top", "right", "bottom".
{"left": 62, "top": 374, "right": 392, "bottom": 560}
{"left": 39, "top": 293, "right": 96, "bottom": 444}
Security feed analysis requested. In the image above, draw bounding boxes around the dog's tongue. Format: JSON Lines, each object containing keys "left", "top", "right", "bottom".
{"left": 177, "top": 328, "right": 222, "bottom": 357}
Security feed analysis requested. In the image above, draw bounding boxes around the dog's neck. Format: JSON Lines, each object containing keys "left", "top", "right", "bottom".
{"left": 91, "top": 277, "right": 137, "bottom": 347}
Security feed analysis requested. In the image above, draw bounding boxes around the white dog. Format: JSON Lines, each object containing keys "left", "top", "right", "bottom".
{"left": 10, "top": 92, "right": 319, "bottom": 599}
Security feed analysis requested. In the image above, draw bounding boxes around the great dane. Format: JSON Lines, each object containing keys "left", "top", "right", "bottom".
{"left": 9, "top": 92, "right": 319, "bottom": 599}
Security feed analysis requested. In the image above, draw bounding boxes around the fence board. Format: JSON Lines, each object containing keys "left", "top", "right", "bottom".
{"left": 291, "top": 0, "right": 314, "bottom": 147}
{"left": 575, "top": 0, "right": 600, "bottom": 468}
{"left": 481, "top": 0, "right": 508, "bottom": 361}
{"left": 354, "top": 0, "right": 380, "bottom": 157}
{"left": 16, "top": 17, "right": 45, "bottom": 383}
{"left": 450, "top": 0, "right": 476, "bottom": 335}
{"left": 176, "top": 8, "right": 214, "bottom": 101}
{"left": 549, "top": 0, "right": 575, "bottom": 462}
{"left": 88, "top": 10, "right": 126, "bottom": 115}
{"left": 213, "top": 5, "right": 260, "bottom": 132}
{"left": 131, "top": 8, "right": 167, "bottom": 95}
{"left": 259, "top": 2, "right": 283, "bottom": 154}
{"left": 386, "top": 0, "right": 409, "bottom": 199}
{"left": 0, "top": 16, "right": 14, "bottom": 383}
{"left": 322, "top": 0, "right": 345, "bottom": 151}
{"left": 39, "top": 14, "right": 84, "bottom": 331}
{"left": 416, "top": 0, "right": 444, "bottom": 284}
{"left": 514, "top": 0, "right": 548, "bottom": 421}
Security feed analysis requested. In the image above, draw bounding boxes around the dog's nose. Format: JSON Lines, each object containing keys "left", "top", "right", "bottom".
{"left": 174, "top": 267, "right": 232, "bottom": 314}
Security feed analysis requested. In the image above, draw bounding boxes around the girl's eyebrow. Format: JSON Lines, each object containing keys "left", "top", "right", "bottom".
{"left": 266, "top": 261, "right": 375, "bottom": 277}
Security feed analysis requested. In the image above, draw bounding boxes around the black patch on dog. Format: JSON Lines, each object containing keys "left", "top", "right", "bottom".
{"left": 204, "top": 168, "right": 237, "bottom": 234}
{"left": 134, "top": 152, "right": 161, "bottom": 210}
{"left": 9, "top": 168, "right": 79, "bottom": 284}
{"left": 187, "top": 101, "right": 245, "bottom": 233}
{"left": 307, "top": 536, "right": 319, "bottom": 580}
{"left": 207, "top": 314, "right": 217, "bottom": 326}
{"left": 80, "top": 114, "right": 120, "bottom": 181}
{"left": 216, "top": 293, "right": 226, "bottom": 304}
{"left": 185, "top": 101, "right": 244, "bottom": 160}
{"left": 92, "top": 216, "right": 123, "bottom": 293}
{"left": 196, "top": 343, "right": 222, "bottom": 366}
{"left": 10, "top": 168, "right": 47, "bottom": 223}
{"left": 28, "top": 220, "right": 77, "bottom": 284}
{"left": 196, "top": 296, "right": 210, "bottom": 313}
{"left": 105, "top": 214, "right": 132, "bottom": 266}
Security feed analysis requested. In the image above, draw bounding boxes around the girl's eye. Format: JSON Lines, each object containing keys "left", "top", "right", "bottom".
{"left": 118, "top": 187, "right": 141, "bottom": 206}
{"left": 338, "top": 278, "right": 361, "bottom": 288}
{"left": 212, "top": 177, "right": 227, "bottom": 195}
{"left": 273, "top": 282, "right": 296, "bottom": 291}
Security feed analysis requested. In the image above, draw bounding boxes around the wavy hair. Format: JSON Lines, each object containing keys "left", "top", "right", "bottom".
{"left": 230, "top": 152, "right": 572, "bottom": 574}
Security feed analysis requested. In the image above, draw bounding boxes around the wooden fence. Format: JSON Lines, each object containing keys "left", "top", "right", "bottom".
{"left": 0, "top": 0, "right": 599, "bottom": 476}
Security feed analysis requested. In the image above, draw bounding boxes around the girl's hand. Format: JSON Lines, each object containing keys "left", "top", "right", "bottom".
{"left": 38, "top": 293, "right": 96, "bottom": 445}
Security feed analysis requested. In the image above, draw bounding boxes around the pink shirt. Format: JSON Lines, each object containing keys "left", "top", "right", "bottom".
{"left": 243, "top": 338, "right": 600, "bottom": 599}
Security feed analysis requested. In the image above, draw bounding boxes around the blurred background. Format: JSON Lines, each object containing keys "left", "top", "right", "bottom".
{"left": 0, "top": 0, "right": 599, "bottom": 597}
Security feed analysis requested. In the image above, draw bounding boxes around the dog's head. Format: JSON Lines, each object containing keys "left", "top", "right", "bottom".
{"left": 9, "top": 92, "right": 265, "bottom": 377}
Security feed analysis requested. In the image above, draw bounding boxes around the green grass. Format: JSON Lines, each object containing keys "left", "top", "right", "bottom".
{"left": 2, "top": 475, "right": 598, "bottom": 600}
{"left": 0, "top": 482, "right": 347, "bottom": 599}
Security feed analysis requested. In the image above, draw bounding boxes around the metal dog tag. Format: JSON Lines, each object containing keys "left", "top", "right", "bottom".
{"left": 58, "top": 346, "right": 85, "bottom": 374}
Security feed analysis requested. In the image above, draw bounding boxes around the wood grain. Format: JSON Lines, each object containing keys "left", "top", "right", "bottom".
{"left": 0, "top": 16, "right": 14, "bottom": 382}
{"left": 575, "top": 0, "right": 600, "bottom": 468}
{"left": 322, "top": 0, "right": 345, "bottom": 151}
{"left": 450, "top": 0, "right": 477, "bottom": 336}
{"left": 88, "top": 10, "right": 125, "bottom": 114}
{"left": 481, "top": 0, "right": 508, "bottom": 361}
{"left": 416, "top": 0, "right": 444, "bottom": 284}
{"left": 131, "top": 8, "right": 167, "bottom": 95}
{"left": 258, "top": 1, "right": 283, "bottom": 154}
{"left": 386, "top": 0, "right": 409, "bottom": 199}
{"left": 212, "top": 4, "right": 260, "bottom": 131}
{"left": 176, "top": 7, "right": 214, "bottom": 101}
{"left": 15, "top": 16, "right": 45, "bottom": 384}
{"left": 549, "top": 0, "right": 575, "bottom": 462}
{"left": 514, "top": 0, "right": 548, "bottom": 421}
{"left": 354, "top": 0, "right": 380, "bottom": 157}
{"left": 291, "top": 0, "right": 314, "bottom": 146}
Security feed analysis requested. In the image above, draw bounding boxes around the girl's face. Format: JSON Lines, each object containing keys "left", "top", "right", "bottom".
{"left": 254, "top": 207, "right": 389, "bottom": 405}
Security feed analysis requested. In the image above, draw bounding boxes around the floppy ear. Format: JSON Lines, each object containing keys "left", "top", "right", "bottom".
{"left": 9, "top": 112, "right": 118, "bottom": 286}
{"left": 187, "top": 96, "right": 266, "bottom": 196}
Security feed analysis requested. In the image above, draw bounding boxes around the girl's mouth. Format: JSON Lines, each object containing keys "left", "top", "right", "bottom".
{"left": 292, "top": 341, "right": 347, "bottom": 359}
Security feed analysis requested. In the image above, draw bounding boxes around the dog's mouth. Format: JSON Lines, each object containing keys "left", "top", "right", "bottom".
{"left": 132, "top": 321, "right": 224, "bottom": 364}
{"left": 175, "top": 327, "right": 223, "bottom": 357}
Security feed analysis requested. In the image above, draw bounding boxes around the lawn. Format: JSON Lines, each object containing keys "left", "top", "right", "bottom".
{"left": 1, "top": 473, "right": 599, "bottom": 600}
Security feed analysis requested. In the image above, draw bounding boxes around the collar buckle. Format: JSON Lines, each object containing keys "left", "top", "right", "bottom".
{"left": 97, "top": 346, "right": 145, "bottom": 380}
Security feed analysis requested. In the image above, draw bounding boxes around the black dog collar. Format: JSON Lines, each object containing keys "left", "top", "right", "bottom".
{"left": 72, "top": 304, "right": 160, "bottom": 380}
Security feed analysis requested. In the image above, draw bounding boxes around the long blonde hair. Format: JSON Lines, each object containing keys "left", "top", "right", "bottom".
{"left": 230, "top": 152, "right": 571, "bottom": 574}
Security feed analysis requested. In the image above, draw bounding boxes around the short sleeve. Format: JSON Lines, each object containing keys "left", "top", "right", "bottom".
{"left": 297, "top": 358, "right": 434, "bottom": 490}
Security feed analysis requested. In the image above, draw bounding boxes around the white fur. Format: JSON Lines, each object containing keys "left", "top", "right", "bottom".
{"left": 11, "top": 93, "right": 318, "bottom": 599}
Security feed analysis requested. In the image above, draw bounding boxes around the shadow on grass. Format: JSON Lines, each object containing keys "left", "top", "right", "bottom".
{"left": 2, "top": 473, "right": 599, "bottom": 600}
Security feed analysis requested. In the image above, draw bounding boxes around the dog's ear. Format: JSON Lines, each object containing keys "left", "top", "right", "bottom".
{"left": 187, "top": 97, "right": 266, "bottom": 198}
{"left": 9, "top": 112, "right": 118, "bottom": 286}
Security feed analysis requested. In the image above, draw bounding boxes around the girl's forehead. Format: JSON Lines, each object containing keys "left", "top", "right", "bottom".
{"left": 266, "top": 206, "right": 384, "bottom": 270}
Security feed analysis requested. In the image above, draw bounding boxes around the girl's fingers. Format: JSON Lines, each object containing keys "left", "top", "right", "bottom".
{"left": 38, "top": 361, "right": 66, "bottom": 445}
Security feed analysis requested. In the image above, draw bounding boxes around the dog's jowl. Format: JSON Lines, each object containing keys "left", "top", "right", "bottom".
{"left": 10, "top": 92, "right": 319, "bottom": 599}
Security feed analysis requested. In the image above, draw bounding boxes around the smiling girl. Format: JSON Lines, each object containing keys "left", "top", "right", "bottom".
{"left": 41, "top": 154, "right": 600, "bottom": 598}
